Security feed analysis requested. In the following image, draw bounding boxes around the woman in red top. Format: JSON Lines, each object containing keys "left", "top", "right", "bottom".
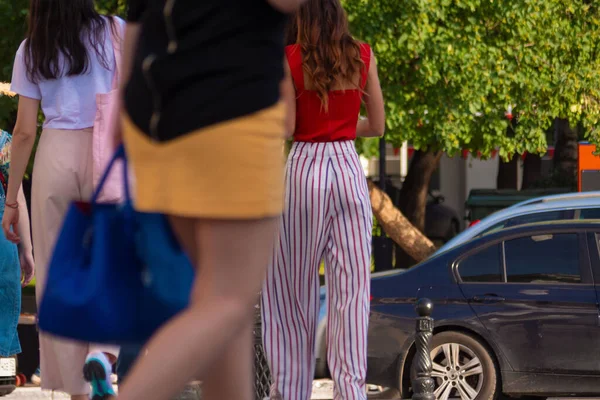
{"left": 261, "top": 0, "right": 385, "bottom": 399}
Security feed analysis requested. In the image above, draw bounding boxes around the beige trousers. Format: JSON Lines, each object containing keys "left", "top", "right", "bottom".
{"left": 32, "top": 128, "right": 118, "bottom": 395}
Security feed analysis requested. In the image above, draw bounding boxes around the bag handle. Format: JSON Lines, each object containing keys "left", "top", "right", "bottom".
{"left": 91, "top": 144, "right": 131, "bottom": 205}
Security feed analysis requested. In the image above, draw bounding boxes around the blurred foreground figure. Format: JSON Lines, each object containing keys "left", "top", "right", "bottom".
{"left": 115, "top": 0, "right": 305, "bottom": 399}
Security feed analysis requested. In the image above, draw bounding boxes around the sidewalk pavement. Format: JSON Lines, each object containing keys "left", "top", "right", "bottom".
{"left": 5, "top": 386, "right": 590, "bottom": 400}
{"left": 5, "top": 380, "right": 336, "bottom": 399}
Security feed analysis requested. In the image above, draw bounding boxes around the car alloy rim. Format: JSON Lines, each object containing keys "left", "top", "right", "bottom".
{"left": 430, "top": 343, "right": 484, "bottom": 400}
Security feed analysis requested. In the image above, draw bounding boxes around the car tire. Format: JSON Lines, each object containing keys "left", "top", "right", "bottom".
{"left": 404, "top": 331, "right": 499, "bottom": 400}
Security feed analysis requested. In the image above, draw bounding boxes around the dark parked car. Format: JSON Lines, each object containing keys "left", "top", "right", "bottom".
{"left": 367, "top": 220, "right": 600, "bottom": 400}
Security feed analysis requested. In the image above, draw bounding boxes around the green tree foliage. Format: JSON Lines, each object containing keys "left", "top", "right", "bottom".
{"left": 0, "top": 0, "right": 28, "bottom": 133}
{"left": 0, "top": 0, "right": 28, "bottom": 83}
{"left": 95, "top": 0, "right": 127, "bottom": 16}
{"left": 345, "top": 0, "right": 600, "bottom": 160}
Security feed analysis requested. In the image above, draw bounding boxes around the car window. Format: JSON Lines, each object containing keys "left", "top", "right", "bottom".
{"left": 504, "top": 234, "right": 581, "bottom": 284}
{"left": 458, "top": 244, "right": 503, "bottom": 283}
{"left": 578, "top": 207, "right": 600, "bottom": 220}
{"left": 504, "top": 210, "right": 568, "bottom": 227}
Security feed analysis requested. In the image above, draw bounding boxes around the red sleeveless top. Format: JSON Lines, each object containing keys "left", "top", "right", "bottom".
{"left": 285, "top": 43, "right": 371, "bottom": 142}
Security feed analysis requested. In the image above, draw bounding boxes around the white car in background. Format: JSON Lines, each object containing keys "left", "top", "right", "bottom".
{"left": 506, "top": 190, "right": 600, "bottom": 208}
{"left": 435, "top": 193, "right": 600, "bottom": 255}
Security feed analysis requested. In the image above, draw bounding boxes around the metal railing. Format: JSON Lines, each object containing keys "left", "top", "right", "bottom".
{"left": 253, "top": 300, "right": 272, "bottom": 400}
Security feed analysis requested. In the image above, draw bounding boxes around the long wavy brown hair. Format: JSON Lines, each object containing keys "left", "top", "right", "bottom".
{"left": 286, "top": 0, "right": 365, "bottom": 112}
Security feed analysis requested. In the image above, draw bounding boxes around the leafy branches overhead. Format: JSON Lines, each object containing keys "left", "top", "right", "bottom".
{"left": 0, "top": 0, "right": 28, "bottom": 83}
{"left": 344, "top": 0, "right": 600, "bottom": 159}
{"left": 94, "top": 0, "right": 127, "bottom": 17}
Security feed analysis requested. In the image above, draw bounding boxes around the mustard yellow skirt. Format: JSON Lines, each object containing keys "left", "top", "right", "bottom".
{"left": 122, "top": 103, "right": 285, "bottom": 219}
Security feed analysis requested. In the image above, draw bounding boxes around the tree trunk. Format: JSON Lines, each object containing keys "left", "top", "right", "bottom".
{"left": 553, "top": 118, "right": 578, "bottom": 182}
{"left": 496, "top": 154, "right": 519, "bottom": 189}
{"left": 521, "top": 154, "right": 542, "bottom": 189}
{"left": 393, "top": 150, "right": 442, "bottom": 268}
{"left": 398, "top": 150, "right": 443, "bottom": 231}
{"left": 368, "top": 180, "right": 436, "bottom": 262}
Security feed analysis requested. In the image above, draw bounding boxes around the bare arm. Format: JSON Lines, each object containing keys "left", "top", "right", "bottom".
{"left": 6, "top": 97, "right": 38, "bottom": 206}
{"left": 16, "top": 185, "right": 31, "bottom": 250}
{"left": 281, "top": 58, "right": 296, "bottom": 138}
{"left": 357, "top": 50, "right": 385, "bottom": 137}
{"left": 267, "top": 0, "right": 306, "bottom": 13}
{"left": 2, "top": 96, "right": 38, "bottom": 244}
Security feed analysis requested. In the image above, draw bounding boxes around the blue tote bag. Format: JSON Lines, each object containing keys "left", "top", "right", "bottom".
{"left": 38, "top": 145, "right": 194, "bottom": 344}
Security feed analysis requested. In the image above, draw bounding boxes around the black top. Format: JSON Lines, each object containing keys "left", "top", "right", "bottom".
{"left": 125, "top": 0, "right": 287, "bottom": 141}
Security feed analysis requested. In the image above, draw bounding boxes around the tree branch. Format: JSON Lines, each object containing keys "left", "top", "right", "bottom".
{"left": 368, "top": 179, "right": 437, "bottom": 263}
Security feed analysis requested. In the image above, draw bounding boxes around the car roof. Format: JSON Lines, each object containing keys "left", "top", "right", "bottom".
{"left": 503, "top": 218, "right": 600, "bottom": 230}
{"left": 451, "top": 219, "right": 600, "bottom": 254}
{"left": 409, "top": 220, "right": 600, "bottom": 275}
{"left": 508, "top": 191, "right": 600, "bottom": 209}
{"left": 435, "top": 196, "right": 600, "bottom": 255}
{"left": 474, "top": 219, "right": 600, "bottom": 242}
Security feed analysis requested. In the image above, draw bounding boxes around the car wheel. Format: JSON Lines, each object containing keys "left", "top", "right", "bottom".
{"left": 406, "top": 332, "right": 499, "bottom": 400}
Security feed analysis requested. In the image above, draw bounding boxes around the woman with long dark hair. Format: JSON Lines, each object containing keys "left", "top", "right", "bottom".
{"left": 261, "top": 0, "right": 385, "bottom": 398}
{"left": 108, "top": 0, "right": 303, "bottom": 399}
{"left": 2, "top": 1, "right": 123, "bottom": 398}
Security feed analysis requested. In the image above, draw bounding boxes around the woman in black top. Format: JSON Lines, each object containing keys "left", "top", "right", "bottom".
{"left": 114, "top": 1, "right": 303, "bottom": 399}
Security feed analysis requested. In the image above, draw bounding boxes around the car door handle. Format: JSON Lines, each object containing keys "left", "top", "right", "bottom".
{"left": 471, "top": 294, "right": 505, "bottom": 303}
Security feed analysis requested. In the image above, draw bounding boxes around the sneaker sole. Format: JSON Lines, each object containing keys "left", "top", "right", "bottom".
{"left": 83, "top": 359, "right": 113, "bottom": 400}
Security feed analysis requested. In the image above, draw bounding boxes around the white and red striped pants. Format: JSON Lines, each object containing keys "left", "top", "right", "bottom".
{"left": 262, "top": 141, "right": 372, "bottom": 400}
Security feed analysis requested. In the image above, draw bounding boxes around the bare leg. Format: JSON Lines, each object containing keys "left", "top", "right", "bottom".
{"left": 117, "top": 216, "right": 279, "bottom": 400}
{"left": 202, "top": 323, "right": 253, "bottom": 400}
{"left": 169, "top": 216, "right": 255, "bottom": 400}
